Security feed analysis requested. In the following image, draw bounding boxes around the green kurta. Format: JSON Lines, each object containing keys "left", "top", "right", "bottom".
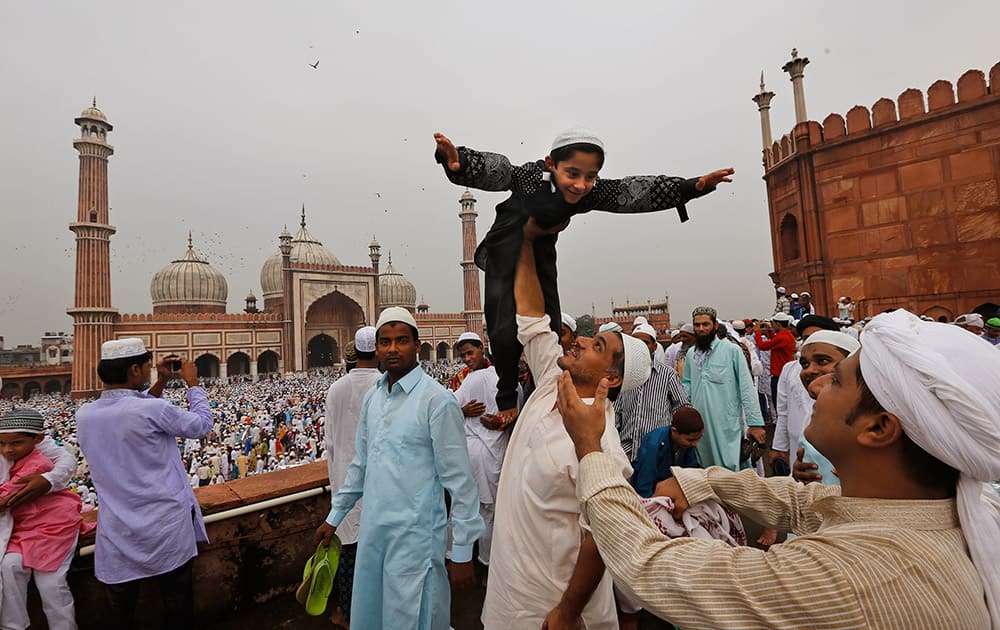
{"left": 682, "top": 338, "right": 763, "bottom": 471}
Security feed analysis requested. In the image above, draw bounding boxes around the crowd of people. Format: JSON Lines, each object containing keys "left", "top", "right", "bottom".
{"left": 0, "top": 126, "right": 997, "bottom": 630}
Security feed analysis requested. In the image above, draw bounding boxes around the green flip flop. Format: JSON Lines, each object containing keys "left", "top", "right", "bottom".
{"left": 326, "top": 534, "right": 342, "bottom": 579}
{"left": 305, "top": 548, "right": 334, "bottom": 616}
{"left": 295, "top": 543, "right": 323, "bottom": 606}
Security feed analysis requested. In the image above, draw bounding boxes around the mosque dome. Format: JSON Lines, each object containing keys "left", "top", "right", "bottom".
{"left": 260, "top": 209, "right": 342, "bottom": 300}
{"left": 151, "top": 234, "right": 228, "bottom": 313}
{"left": 378, "top": 253, "right": 417, "bottom": 311}
{"left": 78, "top": 106, "right": 107, "bottom": 122}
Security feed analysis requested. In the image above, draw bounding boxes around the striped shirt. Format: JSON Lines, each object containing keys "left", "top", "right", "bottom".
{"left": 613, "top": 359, "right": 689, "bottom": 459}
{"left": 578, "top": 453, "right": 989, "bottom": 629}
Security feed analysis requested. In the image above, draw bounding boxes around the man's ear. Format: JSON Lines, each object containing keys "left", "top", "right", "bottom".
{"left": 603, "top": 370, "right": 623, "bottom": 390}
{"left": 855, "top": 411, "right": 904, "bottom": 450}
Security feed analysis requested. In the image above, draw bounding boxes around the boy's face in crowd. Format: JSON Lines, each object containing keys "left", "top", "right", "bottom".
{"left": 0, "top": 432, "right": 44, "bottom": 463}
{"left": 632, "top": 332, "right": 658, "bottom": 359}
{"left": 670, "top": 427, "right": 703, "bottom": 450}
{"left": 377, "top": 323, "right": 419, "bottom": 374}
{"left": 544, "top": 151, "right": 601, "bottom": 204}
{"left": 457, "top": 342, "right": 487, "bottom": 371}
{"left": 557, "top": 333, "right": 623, "bottom": 390}
{"left": 799, "top": 343, "right": 844, "bottom": 393}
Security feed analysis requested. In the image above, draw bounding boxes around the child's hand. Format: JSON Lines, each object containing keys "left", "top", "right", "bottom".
{"left": 433, "top": 133, "right": 461, "bottom": 171}
{"left": 696, "top": 167, "right": 735, "bottom": 191}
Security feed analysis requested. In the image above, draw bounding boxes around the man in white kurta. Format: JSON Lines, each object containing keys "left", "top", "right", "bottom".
{"left": 453, "top": 364, "right": 507, "bottom": 566}
{"left": 772, "top": 360, "right": 812, "bottom": 470}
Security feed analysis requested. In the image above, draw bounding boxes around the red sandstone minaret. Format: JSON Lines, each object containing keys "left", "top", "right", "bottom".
{"left": 459, "top": 190, "right": 484, "bottom": 337}
{"left": 68, "top": 100, "right": 118, "bottom": 399}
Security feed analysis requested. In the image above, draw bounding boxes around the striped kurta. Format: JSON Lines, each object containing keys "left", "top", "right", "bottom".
{"left": 613, "top": 359, "right": 690, "bottom": 459}
{"left": 577, "top": 453, "right": 989, "bottom": 629}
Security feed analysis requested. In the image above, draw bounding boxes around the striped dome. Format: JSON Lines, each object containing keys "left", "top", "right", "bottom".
{"left": 150, "top": 236, "right": 228, "bottom": 310}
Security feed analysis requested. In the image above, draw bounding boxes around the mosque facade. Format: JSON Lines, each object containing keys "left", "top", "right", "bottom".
{"left": 68, "top": 104, "right": 484, "bottom": 398}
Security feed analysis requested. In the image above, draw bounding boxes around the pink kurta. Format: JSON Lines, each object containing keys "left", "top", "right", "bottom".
{"left": 0, "top": 449, "right": 90, "bottom": 572}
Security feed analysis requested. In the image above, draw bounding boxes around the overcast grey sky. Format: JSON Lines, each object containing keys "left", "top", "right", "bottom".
{"left": 1, "top": 1, "right": 997, "bottom": 346}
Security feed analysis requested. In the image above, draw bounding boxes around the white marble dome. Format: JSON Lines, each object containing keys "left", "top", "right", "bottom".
{"left": 260, "top": 217, "right": 342, "bottom": 301}
{"left": 150, "top": 237, "right": 228, "bottom": 310}
{"left": 378, "top": 254, "right": 417, "bottom": 311}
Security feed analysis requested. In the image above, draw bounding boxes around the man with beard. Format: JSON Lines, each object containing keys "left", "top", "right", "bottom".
{"left": 482, "top": 218, "right": 651, "bottom": 630}
{"left": 771, "top": 315, "right": 841, "bottom": 472}
{"left": 681, "top": 307, "right": 764, "bottom": 471}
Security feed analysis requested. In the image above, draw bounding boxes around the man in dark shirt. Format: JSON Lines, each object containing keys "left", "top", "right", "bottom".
{"left": 630, "top": 407, "right": 704, "bottom": 498}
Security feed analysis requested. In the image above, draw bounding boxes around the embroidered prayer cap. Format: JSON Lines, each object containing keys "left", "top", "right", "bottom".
{"left": 776, "top": 287, "right": 786, "bottom": 294}
{"left": 633, "top": 316, "right": 648, "bottom": 327}
{"left": 598, "top": 322, "right": 623, "bottom": 334}
{"left": 560, "top": 313, "right": 577, "bottom": 333}
{"left": 953, "top": 313, "right": 984, "bottom": 328}
{"left": 731, "top": 320, "right": 746, "bottom": 331}
{"left": 551, "top": 127, "right": 604, "bottom": 153}
{"left": 632, "top": 323, "right": 656, "bottom": 340}
{"left": 344, "top": 341, "right": 358, "bottom": 362}
{"left": 619, "top": 333, "right": 652, "bottom": 392}
{"left": 0, "top": 408, "right": 44, "bottom": 434}
{"left": 455, "top": 332, "right": 483, "bottom": 348}
{"left": 770, "top": 312, "right": 794, "bottom": 323}
{"left": 100, "top": 338, "right": 150, "bottom": 361}
{"left": 691, "top": 306, "right": 717, "bottom": 320}
{"left": 375, "top": 306, "right": 418, "bottom": 335}
{"left": 680, "top": 324, "right": 694, "bottom": 334}
{"left": 802, "top": 330, "right": 859, "bottom": 355}
{"left": 985, "top": 317, "right": 1000, "bottom": 330}
{"left": 859, "top": 309, "right": 1000, "bottom": 625}
{"left": 354, "top": 326, "right": 377, "bottom": 353}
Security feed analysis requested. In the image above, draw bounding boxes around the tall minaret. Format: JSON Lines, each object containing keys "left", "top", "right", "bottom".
{"left": 782, "top": 48, "right": 810, "bottom": 124}
{"left": 369, "top": 235, "right": 381, "bottom": 320}
{"left": 68, "top": 100, "right": 117, "bottom": 399}
{"left": 459, "top": 190, "right": 484, "bottom": 336}
{"left": 751, "top": 71, "right": 776, "bottom": 151}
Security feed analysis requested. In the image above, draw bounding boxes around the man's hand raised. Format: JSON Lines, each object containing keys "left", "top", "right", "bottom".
{"left": 433, "top": 133, "right": 461, "bottom": 172}
{"left": 696, "top": 167, "right": 735, "bottom": 192}
{"left": 555, "top": 372, "right": 607, "bottom": 460}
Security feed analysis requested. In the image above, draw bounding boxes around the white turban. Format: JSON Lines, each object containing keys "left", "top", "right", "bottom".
{"left": 860, "top": 309, "right": 1000, "bottom": 625}
{"left": 619, "top": 333, "right": 652, "bottom": 392}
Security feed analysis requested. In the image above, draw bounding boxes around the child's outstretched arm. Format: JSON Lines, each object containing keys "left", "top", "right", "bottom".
{"left": 433, "top": 133, "right": 542, "bottom": 194}
{"left": 588, "top": 167, "right": 735, "bottom": 222}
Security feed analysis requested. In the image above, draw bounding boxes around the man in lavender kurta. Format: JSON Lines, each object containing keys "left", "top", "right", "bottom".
{"left": 77, "top": 339, "right": 213, "bottom": 630}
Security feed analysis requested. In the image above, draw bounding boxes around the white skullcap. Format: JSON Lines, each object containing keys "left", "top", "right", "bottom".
{"left": 731, "top": 320, "right": 746, "bottom": 331}
{"left": 456, "top": 332, "right": 482, "bottom": 346}
{"left": 561, "top": 313, "right": 577, "bottom": 333}
{"left": 771, "top": 312, "right": 794, "bottom": 323}
{"left": 800, "top": 291, "right": 811, "bottom": 297}
{"left": 618, "top": 333, "right": 652, "bottom": 392}
{"left": 599, "top": 322, "right": 623, "bottom": 333}
{"left": 954, "top": 313, "right": 984, "bottom": 328}
{"left": 375, "top": 307, "right": 418, "bottom": 334}
{"left": 354, "top": 326, "right": 376, "bottom": 353}
{"left": 633, "top": 316, "right": 648, "bottom": 327}
{"left": 790, "top": 293, "right": 799, "bottom": 299}
{"left": 860, "top": 309, "right": 1000, "bottom": 624}
{"left": 632, "top": 323, "right": 656, "bottom": 339}
{"left": 839, "top": 296, "right": 847, "bottom": 301}
{"left": 776, "top": 287, "right": 786, "bottom": 294}
{"left": 802, "top": 330, "right": 859, "bottom": 355}
{"left": 551, "top": 127, "right": 604, "bottom": 152}
{"left": 680, "top": 323, "right": 694, "bottom": 334}
{"left": 101, "top": 338, "right": 149, "bottom": 361}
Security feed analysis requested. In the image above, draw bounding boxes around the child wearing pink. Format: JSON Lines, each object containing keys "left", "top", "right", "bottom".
{"left": 0, "top": 409, "right": 91, "bottom": 630}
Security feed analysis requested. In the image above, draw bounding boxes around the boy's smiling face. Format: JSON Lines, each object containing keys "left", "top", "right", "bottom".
{"left": 544, "top": 150, "right": 602, "bottom": 204}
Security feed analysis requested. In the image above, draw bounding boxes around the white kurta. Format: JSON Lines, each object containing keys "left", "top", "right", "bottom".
{"left": 773, "top": 360, "right": 813, "bottom": 468}
{"left": 452, "top": 366, "right": 508, "bottom": 504}
{"left": 483, "top": 315, "right": 631, "bottom": 630}
{"left": 324, "top": 367, "right": 381, "bottom": 546}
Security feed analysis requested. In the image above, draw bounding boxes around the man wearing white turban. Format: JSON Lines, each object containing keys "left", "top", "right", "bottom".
{"left": 555, "top": 309, "right": 996, "bottom": 628}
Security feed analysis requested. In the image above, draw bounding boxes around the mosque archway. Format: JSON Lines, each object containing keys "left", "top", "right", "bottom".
{"left": 420, "top": 342, "right": 432, "bottom": 361}
{"left": 195, "top": 354, "right": 220, "bottom": 379}
{"left": 780, "top": 214, "right": 800, "bottom": 262}
{"left": 304, "top": 290, "right": 365, "bottom": 369}
{"left": 257, "top": 351, "right": 279, "bottom": 374}
{"left": 922, "top": 305, "right": 953, "bottom": 322}
{"left": 436, "top": 342, "right": 449, "bottom": 361}
{"left": 44, "top": 380, "right": 62, "bottom": 394}
{"left": 22, "top": 382, "right": 41, "bottom": 399}
{"left": 1, "top": 382, "right": 19, "bottom": 400}
{"left": 227, "top": 352, "right": 251, "bottom": 376}
{"left": 307, "top": 334, "right": 339, "bottom": 368}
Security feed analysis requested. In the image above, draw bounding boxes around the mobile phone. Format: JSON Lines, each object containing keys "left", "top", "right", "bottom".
{"left": 169, "top": 359, "right": 182, "bottom": 372}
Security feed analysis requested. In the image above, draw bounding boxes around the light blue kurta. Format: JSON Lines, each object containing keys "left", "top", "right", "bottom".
{"left": 327, "top": 365, "right": 484, "bottom": 630}
{"left": 797, "top": 433, "right": 840, "bottom": 487}
{"left": 682, "top": 338, "right": 763, "bottom": 471}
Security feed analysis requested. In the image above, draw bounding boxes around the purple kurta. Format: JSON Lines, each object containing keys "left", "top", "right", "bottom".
{"left": 76, "top": 387, "right": 213, "bottom": 584}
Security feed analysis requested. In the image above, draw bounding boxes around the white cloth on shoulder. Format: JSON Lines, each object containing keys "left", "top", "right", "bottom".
{"left": 860, "top": 309, "right": 1000, "bottom": 628}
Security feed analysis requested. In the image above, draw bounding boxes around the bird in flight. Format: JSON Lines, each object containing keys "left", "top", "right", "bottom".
{"left": 309, "top": 60, "right": 320, "bottom": 69}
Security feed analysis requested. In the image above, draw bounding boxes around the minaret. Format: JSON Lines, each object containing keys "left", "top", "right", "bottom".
{"left": 278, "top": 226, "right": 293, "bottom": 372}
{"left": 68, "top": 100, "right": 117, "bottom": 399}
{"left": 368, "top": 235, "right": 381, "bottom": 318}
{"left": 459, "top": 190, "right": 484, "bottom": 336}
{"left": 782, "top": 48, "right": 810, "bottom": 124}
{"left": 751, "top": 71, "right": 776, "bottom": 151}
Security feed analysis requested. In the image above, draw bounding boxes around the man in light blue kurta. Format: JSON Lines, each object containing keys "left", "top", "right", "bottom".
{"left": 682, "top": 308, "right": 764, "bottom": 471}
{"left": 320, "top": 307, "right": 483, "bottom": 630}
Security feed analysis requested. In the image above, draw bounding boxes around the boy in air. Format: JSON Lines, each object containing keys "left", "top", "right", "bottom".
{"left": 434, "top": 129, "right": 733, "bottom": 421}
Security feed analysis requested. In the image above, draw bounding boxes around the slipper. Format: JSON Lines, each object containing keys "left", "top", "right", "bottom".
{"left": 326, "top": 534, "right": 343, "bottom": 579}
{"left": 295, "top": 544, "right": 323, "bottom": 606}
{"left": 305, "top": 549, "right": 334, "bottom": 616}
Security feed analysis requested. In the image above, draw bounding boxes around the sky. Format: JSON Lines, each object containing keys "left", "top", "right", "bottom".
{"left": 1, "top": 1, "right": 998, "bottom": 346}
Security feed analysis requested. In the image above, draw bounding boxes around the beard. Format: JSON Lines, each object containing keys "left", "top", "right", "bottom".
{"left": 694, "top": 328, "right": 717, "bottom": 351}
